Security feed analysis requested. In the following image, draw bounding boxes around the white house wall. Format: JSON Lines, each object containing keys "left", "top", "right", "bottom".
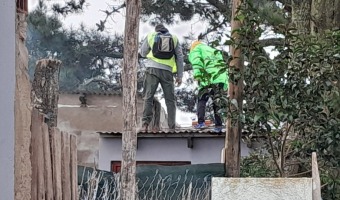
{"left": 0, "top": 0, "right": 15, "bottom": 199}
{"left": 99, "top": 137, "right": 250, "bottom": 171}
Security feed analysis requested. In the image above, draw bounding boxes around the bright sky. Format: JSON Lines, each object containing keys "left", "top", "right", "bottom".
{"left": 29, "top": 0, "right": 207, "bottom": 41}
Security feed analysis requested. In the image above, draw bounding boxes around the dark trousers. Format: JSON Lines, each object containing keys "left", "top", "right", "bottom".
{"left": 142, "top": 68, "right": 176, "bottom": 129}
{"left": 197, "top": 84, "right": 224, "bottom": 126}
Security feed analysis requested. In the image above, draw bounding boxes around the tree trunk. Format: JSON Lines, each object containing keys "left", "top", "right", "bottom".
{"left": 291, "top": 0, "right": 312, "bottom": 34}
{"left": 14, "top": 11, "right": 32, "bottom": 200}
{"left": 291, "top": 0, "right": 340, "bottom": 35}
{"left": 225, "top": 0, "right": 244, "bottom": 177}
{"left": 310, "top": 0, "right": 340, "bottom": 34}
{"left": 31, "top": 59, "right": 62, "bottom": 128}
{"left": 120, "top": 0, "right": 141, "bottom": 199}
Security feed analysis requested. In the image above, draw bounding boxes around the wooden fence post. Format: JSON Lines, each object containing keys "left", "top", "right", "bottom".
{"left": 312, "top": 152, "right": 322, "bottom": 200}
{"left": 31, "top": 59, "right": 62, "bottom": 128}
{"left": 121, "top": 0, "right": 141, "bottom": 199}
{"left": 14, "top": 10, "right": 32, "bottom": 200}
{"left": 52, "top": 128, "right": 62, "bottom": 200}
{"left": 30, "top": 59, "right": 77, "bottom": 199}
{"left": 225, "top": 0, "right": 244, "bottom": 177}
{"left": 70, "top": 135, "right": 78, "bottom": 200}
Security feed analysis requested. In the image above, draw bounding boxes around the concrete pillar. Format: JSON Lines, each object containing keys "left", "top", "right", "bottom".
{"left": 0, "top": 0, "right": 16, "bottom": 199}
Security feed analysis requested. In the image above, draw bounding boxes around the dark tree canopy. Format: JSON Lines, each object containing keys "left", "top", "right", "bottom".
{"left": 27, "top": 3, "right": 126, "bottom": 92}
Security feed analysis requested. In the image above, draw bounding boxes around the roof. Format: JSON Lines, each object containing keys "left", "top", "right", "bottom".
{"left": 99, "top": 127, "right": 226, "bottom": 138}
{"left": 99, "top": 127, "right": 264, "bottom": 139}
{"left": 59, "top": 90, "right": 144, "bottom": 96}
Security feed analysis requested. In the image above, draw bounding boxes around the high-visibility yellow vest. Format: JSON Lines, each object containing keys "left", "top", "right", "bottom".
{"left": 146, "top": 32, "right": 178, "bottom": 73}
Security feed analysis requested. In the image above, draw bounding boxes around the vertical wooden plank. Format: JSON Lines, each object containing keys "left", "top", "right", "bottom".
{"left": 70, "top": 135, "right": 78, "bottom": 200}
{"left": 52, "top": 128, "right": 62, "bottom": 200}
{"left": 31, "top": 109, "right": 46, "bottom": 200}
{"left": 37, "top": 120, "right": 46, "bottom": 200}
{"left": 61, "top": 132, "right": 71, "bottom": 199}
{"left": 30, "top": 109, "right": 40, "bottom": 200}
{"left": 312, "top": 152, "right": 321, "bottom": 200}
{"left": 42, "top": 124, "right": 53, "bottom": 200}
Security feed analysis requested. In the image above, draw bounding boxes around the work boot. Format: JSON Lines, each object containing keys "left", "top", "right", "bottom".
{"left": 212, "top": 127, "right": 223, "bottom": 135}
{"left": 138, "top": 123, "right": 149, "bottom": 133}
{"left": 194, "top": 122, "right": 206, "bottom": 129}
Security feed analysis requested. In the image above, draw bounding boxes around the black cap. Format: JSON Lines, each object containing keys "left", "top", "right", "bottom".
{"left": 155, "top": 24, "right": 168, "bottom": 33}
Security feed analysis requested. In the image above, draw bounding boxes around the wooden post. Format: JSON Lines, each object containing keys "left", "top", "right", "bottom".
{"left": 61, "top": 132, "right": 71, "bottom": 200}
{"left": 312, "top": 152, "right": 321, "bottom": 200}
{"left": 31, "top": 59, "right": 62, "bottom": 199}
{"left": 30, "top": 109, "right": 45, "bottom": 200}
{"left": 14, "top": 10, "right": 32, "bottom": 200}
{"left": 225, "top": 0, "right": 244, "bottom": 177}
{"left": 120, "top": 0, "right": 141, "bottom": 199}
{"left": 31, "top": 59, "right": 62, "bottom": 128}
{"left": 70, "top": 135, "right": 78, "bottom": 200}
{"left": 51, "top": 128, "right": 62, "bottom": 200}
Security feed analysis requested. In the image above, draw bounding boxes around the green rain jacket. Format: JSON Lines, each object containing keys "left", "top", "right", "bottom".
{"left": 188, "top": 43, "right": 228, "bottom": 90}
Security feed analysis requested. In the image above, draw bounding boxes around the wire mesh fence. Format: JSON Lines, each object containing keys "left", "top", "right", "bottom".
{"left": 78, "top": 163, "right": 225, "bottom": 200}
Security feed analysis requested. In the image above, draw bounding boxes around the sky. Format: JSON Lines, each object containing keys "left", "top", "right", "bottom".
{"left": 28, "top": 0, "right": 207, "bottom": 41}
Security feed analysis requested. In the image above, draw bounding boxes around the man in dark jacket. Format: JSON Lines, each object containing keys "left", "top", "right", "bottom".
{"left": 139, "top": 24, "right": 184, "bottom": 131}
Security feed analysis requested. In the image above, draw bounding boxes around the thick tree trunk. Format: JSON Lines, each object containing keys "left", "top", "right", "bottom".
{"left": 225, "top": 0, "right": 243, "bottom": 177}
{"left": 14, "top": 12, "right": 32, "bottom": 200}
{"left": 310, "top": 0, "right": 340, "bottom": 34}
{"left": 31, "top": 59, "right": 62, "bottom": 128}
{"left": 291, "top": 0, "right": 340, "bottom": 35}
{"left": 291, "top": 0, "right": 312, "bottom": 34}
{"left": 120, "top": 0, "right": 141, "bottom": 199}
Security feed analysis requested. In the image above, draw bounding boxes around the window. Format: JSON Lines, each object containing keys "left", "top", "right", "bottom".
{"left": 111, "top": 161, "right": 191, "bottom": 173}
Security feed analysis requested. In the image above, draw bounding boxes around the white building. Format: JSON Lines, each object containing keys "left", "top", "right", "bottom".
{"left": 98, "top": 130, "right": 251, "bottom": 172}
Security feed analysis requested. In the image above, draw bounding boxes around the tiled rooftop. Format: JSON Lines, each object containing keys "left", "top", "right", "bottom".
{"left": 59, "top": 90, "right": 144, "bottom": 96}
{"left": 99, "top": 127, "right": 227, "bottom": 138}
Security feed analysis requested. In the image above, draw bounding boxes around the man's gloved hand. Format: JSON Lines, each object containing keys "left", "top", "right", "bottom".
{"left": 175, "top": 77, "right": 182, "bottom": 87}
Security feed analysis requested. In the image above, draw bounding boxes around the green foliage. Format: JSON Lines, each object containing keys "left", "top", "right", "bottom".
{"left": 189, "top": 0, "right": 340, "bottom": 197}
{"left": 223, "top": 0, "right": 340, "bottom": 198}
{"left": 240, "top": 154, "right": 278, "bottom": 177}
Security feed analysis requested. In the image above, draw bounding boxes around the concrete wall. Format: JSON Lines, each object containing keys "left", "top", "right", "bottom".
{"left": 58, "top": 93, "right": 145, "bottom": 132}
{"left": 212, "top": 177, "right": 313, "bottom": 200}
{"left": 0, "top": 0, "right": 15, "bottom": 199}
{"left": 99, "top": 137, "right": 250, "bottom": 171}
{"left": 57, "top": 93, "right": 145, "bottom": 167}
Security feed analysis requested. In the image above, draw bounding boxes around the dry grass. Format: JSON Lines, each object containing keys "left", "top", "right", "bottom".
{"left": 78, "top": 167, "right": 212, "bottom": 200}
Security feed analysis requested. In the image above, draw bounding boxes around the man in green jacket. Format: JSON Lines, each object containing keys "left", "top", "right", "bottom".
{"left": 188, "top": 40, "right": 228, "bottom": 133}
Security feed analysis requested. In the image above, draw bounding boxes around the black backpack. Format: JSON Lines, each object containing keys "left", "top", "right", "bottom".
{"left": 152, "top": 32, "right": 175, "bottom": 59}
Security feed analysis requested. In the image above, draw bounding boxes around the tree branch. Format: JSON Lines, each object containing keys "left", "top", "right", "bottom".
{"left": 268, "top": 132, "right": 283, "bottom": 177}
{"left": 97, "top": 37, "right": 284, "bottom": 72}
{"left": 280, "top": 122, "right": 294, "bottom": 176}
{"left": 206, "top": 0, "right": 229, "bottom": 13}
{"left": 97, "top": 3, "right": 126, "bottom": 31}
